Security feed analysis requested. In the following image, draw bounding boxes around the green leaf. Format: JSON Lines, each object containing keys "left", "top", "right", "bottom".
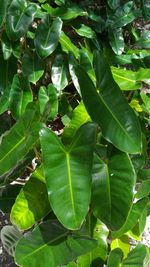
{"left": 112, "top": 198, "right": 148, "bottom": 239}
{"left": 6, "top": 0, "right": 37, "bottom": 41}
{"left": 9, "top": 74, "right": 33, "bottom": 120}
{"left": 1, "top": 225, "right": 22, "bottom": 257}
{"left": 111, "top": 236, "right": 130, "bottom": 258}
{"left": 0, "top": 102, "right": 42, "bottom": 185}
{"left": 0, "top": 184, "right": 22, "bottom": 213}
{"left": 108, "top": 28, "right": 124, "bottom": 55}
{"left": 0, "top": 0, "right": 9, "bottom": 27}
{"left": 35, "top": 15, "right": 63, "bottom": 58}
{"left": 108, "top": 1, "right": 138, "bottom": 29}
{"left": 15, "top": 220, "right": 97, "bottom": 267}
{"left": 136, "top": 31, "right": 150, "bottom": 49}
{"left": 75, "top": 51, "right": 142, "bottom": 154}
{"left": 59, "top": 31, "right": 79, "bottom": 58}
{"left": 92, "top": 151, "right": 136, "bottom": 230}
{"left": 0, "top": 54, "right": 17, "bottom": 94}
{"left": 108, "top": 0, "right": 120, "bottom": 10}
{"left": 62, "top": 101, "right": 90, "bottom": 145}
{"left": 22, "top": 51, "right": 44, "bottom": 84}
{"left": 111, "top": 66, "right": 141, "bottom": 90}
{"left": 10, "top": 166, "right": 50, "bottom": 230}
{"left": 122, "top": 244, "right": 147, "bottom": 267}
{"left": 141, "top": 0, "right": 150, "bottom": 20}
{"left": 51, "top": 54, "right": 70, "bottom": 92}
{"left": 0, "top": 87, "right": 10, "bottom": 115}
{"left": 40, "top": 123, "right": 96, "bottom": 230}
{"left": 137, "top": 68, "right": 150, "bottom": 85}
{"left": 136, "top": 180, "right": 150, "bottom": 199}
{"left": 107, "top": 248, "right": 123, "bottom": 267}
{"left": 73, "top": 24, "right": 96, "bottom": 39}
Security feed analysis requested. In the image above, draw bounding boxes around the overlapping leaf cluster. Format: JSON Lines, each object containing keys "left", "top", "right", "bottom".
{"left": 0, "top": 0, "right": 150, "bottom": 266}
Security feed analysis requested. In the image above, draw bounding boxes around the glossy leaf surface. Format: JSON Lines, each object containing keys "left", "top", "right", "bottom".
{"left": 92, "top": 151, "right": 136, "bottom": 230}
{"left": 108, "top": 28, "right": 124, "bottom": 55}
{"left": 76, "top": 51, "right": 142, "bottom": 153}
{"left": 40, "top": 123, "right": 96, "bottom": 229}
{"left": 6, "top": 0, "right": 37, "bottom": 41}
{"left": 15, "top": 220, "right": 97, "bottom": 267}
{"left": 35, "top": 15, "right": 63, "bottom": 58}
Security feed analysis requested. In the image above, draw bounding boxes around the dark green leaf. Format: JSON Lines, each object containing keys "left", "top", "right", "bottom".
{"left": 92, "top": 151, "right": 136, "bottom": 230}
{"left": 0, "top": 0, "right": 9, "bottom": 27}
{"left": 122, "top": 244, "right": 147, "bottom": 267}
{"left": 136, "top": 180, "right": 150, "bottom": 199}
{"left": 22, "top": 51, "right": 44, "bottom": 84}
{"left": 0, "top": 102, "right": 42, "bottom": 185}
{"left": 107, "top": 248, "right": 123, "bottom": 267}
{"left": 136, "top": 31, "right": 150, "bottom": 49}
{"left": 6, "top": 0, "right": 37, "bottom": 41}
{"left": 0, "top": 184, "right": 22, "bottom": 213}
{"left": 108, "top": 0, "right": 120, "bottom": 10}
{"left": 40, "top": 123, "right": 96, "bottom": 230}
{"left": 75, "top": 51, "right": 142, "bottom": 153}
{"left": 141, "top": 0, "right": 150, "bottom": 20}
{"left": 35, "top": 15, "right": 63, "bottom": 58}
{"left": 112, "top": 198, "right": 148, "bottom": 238}
{"left": 9, "top": 74, "right": 33, "bottom": 120}
{"left": 15, "top": 220, "right": 97, "bottom": 267}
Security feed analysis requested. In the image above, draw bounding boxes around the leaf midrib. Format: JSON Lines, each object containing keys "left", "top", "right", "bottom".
{"left": 0, "top": 137, "right": 25, "bottom": 163}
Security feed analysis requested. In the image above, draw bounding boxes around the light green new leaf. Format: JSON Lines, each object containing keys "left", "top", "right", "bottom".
{"left": 40, "top": 123, "right": 96, "bottom": 230}
{"left": 15, "top": 220, "right": 97, "bottom": 267}
{"left": 11, "top": 165, "right": 50, "bottom": 230}
{"left": 112, "top": 198, "right": 148, "bottom": 239}
{"left": 9, "top": 74, "right": 33, "bottom": 120}
{"left": 76, "top": 51, "right": 142, "bottom": 154}
{"left": 59, "top": 31, "right": 79, "bottom": 58}
{"left": 0, "top": 102, "right": 42, "bottom": 185}
{"left": 35, "top": 15, "right": 63, "bottom": 58}
{"left": 137, "top": 68, "right": 150, "bottom": 85}
{"left": 92, "top": 151, "right": 136, "bottom": 231}
{"left": 108, "top": 28, "right": 124, "bottom": 55}
{"left": 22, "top": 51, "right": 44, "bottom": 84}
{"left": 51, "top": 54, "right": 70, "bottom": 92}
{"left": 62, "top": 101, "right": 91, "bottom": 145}
{"left": 6, "top": 0, "right": 37, "bottom": 41}
{"left": 111, "top": 66, "right": 141, "bottom": 90}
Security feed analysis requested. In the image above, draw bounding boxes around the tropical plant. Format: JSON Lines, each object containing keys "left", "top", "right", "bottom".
{"left": 0, "top": 0, "right": 150, "bottom": 266}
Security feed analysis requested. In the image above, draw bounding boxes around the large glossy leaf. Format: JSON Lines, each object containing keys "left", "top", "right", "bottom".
{"left": 22, "top": 51, "right": 44, "bottom": 84}
{"left": 0, "top": 184, "right": 22, "bottom": 213}
{"left": 73, "top": 24, "right": 96, "bottom": 39}
{"left": 75, "top": 51, "right": 142, "bottom": 154}
{"left": 10, "top": 166, "right": 50, "bottom": 230}
{"left": 92, "top": 151, "right": 136, "bottom": 230}
{"left": 15, "top": 220, "right": 97, "bottom": 267}
{"left": 108, "top": 28, "right": 124, "bottom": 55}
{"left": 112, "top": 198, "right": 148, "bottom": 238}
{"left": 6, "top": 0, "right": 37, "bottom": 41}
{"left": 40, "top": 123, "right": 96, "bottom": 229}
{"left": 51, "top": 54, "right": 70, "bottom": 92}
{"left": 59, "top": 31, "right": 79, "bottom": 58}
{"left": 35, "top": 15, "right": 63, "bottom": 58}
{"left": 62, "top": 101, "right": 90, "bottom": 145}
{"left": 108, "top": 1, "right": 138, "bottom": 29}
{"left": 0, "top": 0, "right": 9, "bottom": 28}
{"left": 0, "top": 102, "right": 42, "bottom": 185}
{"left": 111, "top": 66, "right": 141, "bottom": 90}
{"left": 9, "top": 74, "right": 33, "bottom": 120}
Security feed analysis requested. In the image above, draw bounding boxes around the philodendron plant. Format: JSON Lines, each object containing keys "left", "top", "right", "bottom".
{"left": 0, "top": 0, "right": 150, "bottom": 266}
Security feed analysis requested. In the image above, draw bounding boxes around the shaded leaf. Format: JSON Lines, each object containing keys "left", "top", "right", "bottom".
{"left": 0, "top": 184, "right": 22, "bottom": 213}
{"left": 15, "top": 220, "right": 97, "bottom": 267}
{"left": 108, "top": 27, "right": 124, "bottom": 55}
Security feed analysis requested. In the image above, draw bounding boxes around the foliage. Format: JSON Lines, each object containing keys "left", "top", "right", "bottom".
{"left": 0, "top": 0, "right": 150, "bottom": 266}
